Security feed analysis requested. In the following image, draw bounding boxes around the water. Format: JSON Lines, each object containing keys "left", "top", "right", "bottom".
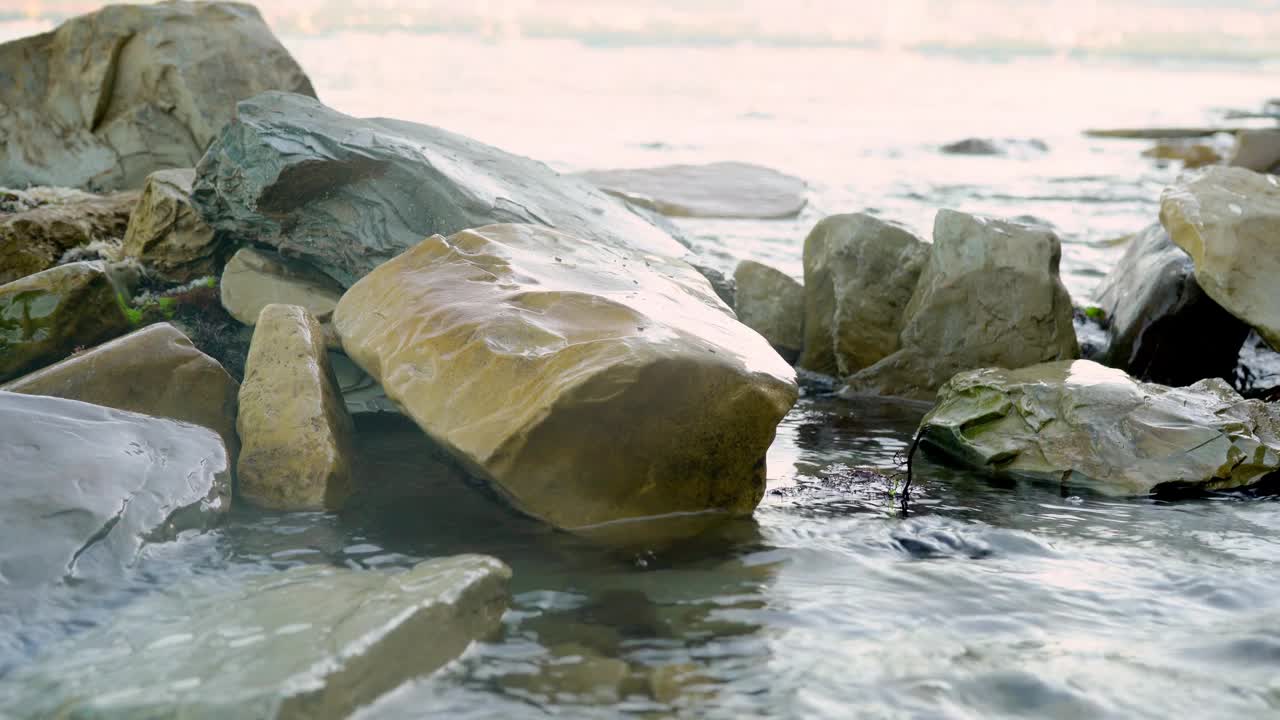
{"left": 5, "top": 27, "right": 1280, "bottom": 718}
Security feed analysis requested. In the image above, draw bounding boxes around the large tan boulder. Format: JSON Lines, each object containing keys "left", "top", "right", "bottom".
{"left": 0, "top": 188, "right": 137, "bottom": 284}
{"left": 2, "top": 322, "right": 240, "bottom": 457}
{"left": 0, "top": 261, "right": 130, "bottom": 382}
{"left": 799, "top": 213, "right": 930, "bottom": 377}
{"left": 733, "top": 260, "right": 804, "bottom": 362}
{"left": 918, "top": 360, "right": 1280, "bottom": 496}
{"left": 120, "top": 168, "right": 221, "bottom": 282}
{"left": 0, "top": 2, "right": 315, "bottom": 191}
{"left": 220, "top": 247, "right": 345, "bottom": 328}
{"left": 237, "top": 304, "right": 355, "bottom": 511}
{"left": 334, "top": 224, "right": 798, "bottom": 533}
{"left": 1229, "top": 129, "right": 1280, "bottom": 173}
{"left": 840, "top": 210, "right": 1078, "bottom": 400}
{"left": 1161, "top": 166, "right": 1280, "bottom": 350}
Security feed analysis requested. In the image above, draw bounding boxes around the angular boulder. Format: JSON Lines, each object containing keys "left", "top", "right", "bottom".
{"left": 573, "top": 161, "right": 808, "bottom": 219}
{"left": 1162, "top": 167, "right": 1280, "bottom": 350}
{"left": 733, "top": 260, "right": 804, "bottom": 363}
{"left": 1229, "top": 129, "right": 1280, "bottom": 173}
{"left": 120, "top": 168, "right": 221, "bottom": 282}
{"left": 0, "top": 2, "right": 315, "bottom": 191}
{"left": 334, "top": 224, "right": 798, "bottom": 532}
{"left": 0, "top": 391, "right": 230, "bottom": 590}
{"left": 1095, "top": 224, "right": 1249, "bottom": 385}
{"left": 0, "top": 261, "right": 130, "bottom": 382}
{"left": 194, "top": 92, "right": 688, "bottom": 287}
{"left": 840, "top": 210, "right": 1078, "bottom": 400}
{"left": 220, "top": 247, "right": 344, "bottom": 328}
{"left": 2, "top": 322, "right": 240, "bottom": 456}
{"left": 918, "top": 360, "right": 1280, "bottom": 496}
{"left": 0, "top": 188, "right": 137, "bottom": 284}
{"left": 3, "top": 555, "right": 511, "bottom": 719}
{"left": 799, "top": 213, "right": 929, "bottom": 377}
{"left": 238, "top": 304, "right": 355, "bottom": 510}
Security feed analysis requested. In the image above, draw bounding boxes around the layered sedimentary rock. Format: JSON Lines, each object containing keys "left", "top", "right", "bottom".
{"left": 799, "top": 213, "right": 929, "bottom": 377}
{"left": 1095, "top": 224, "right": 1248, "bottom": 385}
{"left": 0, "top": 188, "right": 137, "bottom": 284}
{"left": 0, "top": 261, "right": 130, "bottom": 382}
{"left": 0, "top": 391, "right": 230, "bottom": 590}
{"left": 733, "top": 260, "right": 804, "bottom": 362}
{"left": 2, "top": 322, "right": 240, "bottom": 457}
{"left": 335, "top": 224, "right": 798, "bottom": 532}
{"left": 0, "top": 2, "right": 314, "bottom": 191}
{"left": 194, "top": 92, "right": 687, "bottom": 287}
{"left": 120, "top": 168, "right": 222, "bottom": 281}
{"left": 918, "top": 360, "right": 1280, "bottom": 496}
{"left": 220, "top": 247, "right": 344, "bottom": 327}
{"left": 1161, "top": 166, "right": 1280, "bottom": 350}
{"left": 237, "top": 304, "right": 355, "bottom": 510}
{"left": 3, "top": 555, "right": 510, "bottom": 719}
{"left": 840, "top": 210, "right": 1077, "bottom": 400}
{"left": 574, "top": 162, "right": 808, "bottom": 219}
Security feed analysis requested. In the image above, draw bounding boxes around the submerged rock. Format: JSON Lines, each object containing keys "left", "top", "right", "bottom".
{"left": 2, "top": 322, "right": 240, "bottom": 457}
{"left": 0, "top": 2, "right": 314, "bottom": 191}
{"left": 1142, "top": 141, "right": 1222, "bottom": 168}
{"left": 840, "top": 210, "right": 1078, "bottom": 400}
{"left": 573, "top": 161, "right": 808, "bottom": 219}
{"left": 939, "top": 138, "right": 1048, "bottom": 156}
{"left": 1096, "top": 224, "right": 1249, "bottom": 385}
{"left": 3, "top": 555, "right": 511, "bottom": 719}
{"left": 799, "top": 213, "right": 929, "bottom": 377}
{"left": 238, "top": 304, "right": 355, "bottom": 511}
{"left": 733, "top": 260, "right": 804, "bottom": 362}
{"left": 334, "top": 224, "right": 798, "bottom": 533}
{"left": 120, "top": 168, "right": 222, "bottom": 282}
{"left": 194, "top": 91, "right": 687, "bottom": 287}
{"left": 1161, "top": 166, "right": 1280, "bottom": 350}
{"left": 220, "top": 247, "right": 345, "bottom": 329}
{"left": 0, "top": 261, "right": 130, "bottom": 382}
{"left": 0, "top": 188, "right": 137, "bottom": 284}
{"left": 1228, "top": 129, "right": 1280, "bottom": 173}
{"left": 0, "top": 391, "right": 230, "bottom": 591}
{"left": 918, "top": 360, "right": 1280, "bottom": 496}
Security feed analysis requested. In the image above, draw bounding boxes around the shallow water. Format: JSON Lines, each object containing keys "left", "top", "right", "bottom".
{"left": 4, "top": 30, "right": 1280, "bottom": 718}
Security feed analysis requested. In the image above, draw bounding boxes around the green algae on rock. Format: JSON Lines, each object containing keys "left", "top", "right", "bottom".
{"left": 0, "top": 261, "right": 130, "bottom": 382}
{"left": 335, "top": 224, "right": 798, "bottom": 534}
{"left": 918, "top": 360, "right": 1280, "bottom": 496}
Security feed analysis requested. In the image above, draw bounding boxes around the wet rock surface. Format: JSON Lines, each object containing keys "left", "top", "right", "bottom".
{"left": 574, "top": 161, "right": 808, "bottom": 219}
{"left": 0, "top": 2, "right": 314, "bottom": 191}
{"left": 918, "top": 360, "right": 1280, "bottom": 496}
{"left": 0, "top": 187, "right": 137, "bottom": 284}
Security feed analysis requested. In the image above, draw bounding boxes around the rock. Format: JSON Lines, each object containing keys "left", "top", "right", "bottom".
{"left": 120, "top": 168, "right": 222, "bottom": 282}
{"left": 334, "top": 224, "right": 798, "bottom": 533}
{"left": 1095, "top": 224, "right": 1249, "bottom": 385}
{"left": 0, "top": 188, "right": 137, "bottom": 284}
{"left": 1142, "top": 141, "right": 1222, "bottom": 168}
{"left": 0, "top": 391, "right": 230, "bottom": 591}
{"left": 649, "top": 663, "right": 716, "bottom": 705}
{"left": 917, "top": 360, "right": 1280, "bottom": 496}
{"left": 0, "top": 2, "right": 315, "bottom": 191}
{"left": 799, "top": 213, "right": 930, "bottom": 377}
{"left": 0, "top": 261, "right": 130, "bottom": 382}
{"left": 238, "top": 304, "right": 355, "bottom": 511}
{"left": 3, "top": 555, "right": 511, "bottom": 719}
{"left": 194, "top": 92, "right": 688, "bottom": 287}
{"left": 2, "top": 322, "right": 240, "bottom": 457}
{"left": 939, "top": 138, "right": 1048, "bottom": 156}
{"left": 1228, "top": 129, "right": 1280, "bottom": 173}
{"left": 329, "top": 351, "right": 399, "bottom": 416}
{"left": 220, "top": 247, "right": 345, "bottom": 329}
{"left": 689, "top": 262, "right": 736, "bottom": 309}
{"left": 573, "top": 161, "right": 808, "bottom": 219}
{"left": 733, "top": 260, "right": 804, "bottom": 363}
{"left": 501, "top": 643, "right": 633, "bottom": 705}
{"left": 1161, "top": 166, "right": 1280, "bottom": 350}
{"left": 840, "top": 210, "right": 1078, "bottom": 400}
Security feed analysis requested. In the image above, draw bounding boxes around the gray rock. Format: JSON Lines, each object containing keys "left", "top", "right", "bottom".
{"left": 918, "top": 360, "right": 1280, "bottom": 496}
{"left": 733, "top": 260, "right": 804, "bottom": 362}
{"left": 1096, "top": 223, "right": 1249, "bottom": 385}
{"left": 0, "top": 391, "right": 230, "bottom": 591}
{"left": 193, "top": 92, "right": 688, "bottom": 287}
{"left": 0, "top": 2, "right": 314, "bottom": 192}
{"left": 939, "top": 138, "right": 1048, "bottom": 156}
{"left": 2, "top": 555, "right": 511, "bottom": 719}
{"left": 1229, "top": 129, "right": 1280, "bottom": 173}
{"left": 689, "top": 262, "right": 736, "bottom": 308}
{"left": 840, "top": 210, "right": 1078, "bottom": 400}
{"left": 574, "top": 161, "right": 808, "bottom": 219}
